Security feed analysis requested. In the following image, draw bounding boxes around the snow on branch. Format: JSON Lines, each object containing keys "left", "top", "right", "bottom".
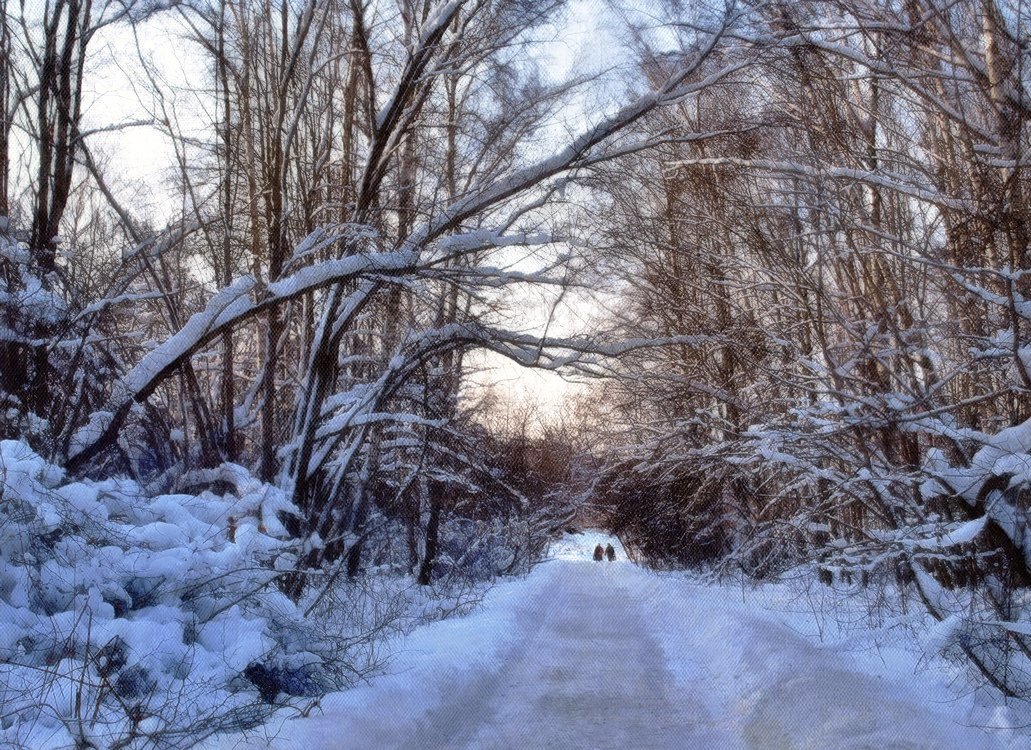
{"left": 66, "top": 249, "right": 421, "bottom": 472}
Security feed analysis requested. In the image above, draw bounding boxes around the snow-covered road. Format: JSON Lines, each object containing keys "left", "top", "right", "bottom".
{"left": 211, "top": 532, "right": 1013, "bottom": 750}
{"left": 395, "top": 542, "right": 728, "bottom": 749}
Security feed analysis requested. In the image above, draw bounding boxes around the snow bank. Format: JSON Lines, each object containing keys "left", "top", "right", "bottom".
{"left": 632, "top": 571, "right": 1025, "bottom": 749}
{"left": 0, "top": 441, "right": 327, "bottom": 749}
{"left": 197, "top": 565, "right": 549, "bottom": 750}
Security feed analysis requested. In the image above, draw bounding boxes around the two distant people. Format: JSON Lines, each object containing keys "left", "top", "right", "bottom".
{"left": 593, "top": 543, "right": 616, "bottom": 562}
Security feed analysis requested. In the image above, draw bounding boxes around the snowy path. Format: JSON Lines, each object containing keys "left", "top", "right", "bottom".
{"left": 210, "top": 533, "right": 1012, "bottom": 750}
{"left": 396, "top": 553, "right": 727, "bottom": 749}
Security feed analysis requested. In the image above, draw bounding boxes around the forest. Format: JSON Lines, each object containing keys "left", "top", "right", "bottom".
{"left": 2, "top": 0, "right": 1031, "bottom": 747}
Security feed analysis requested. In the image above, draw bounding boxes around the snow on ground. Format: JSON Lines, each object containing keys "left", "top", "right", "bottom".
{"left": 633, "top": 573, "right": 1023, "bottom": 749}
{"left": 204, "top": 531, "right": 1025, "bottom": 750}
{"left": 198, "top": 565, "right": 552, "bottom": 750}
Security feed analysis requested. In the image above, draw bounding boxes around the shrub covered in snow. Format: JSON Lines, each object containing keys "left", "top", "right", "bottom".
{"left": 0, "top": 440, "right": 353, "bottom": 749}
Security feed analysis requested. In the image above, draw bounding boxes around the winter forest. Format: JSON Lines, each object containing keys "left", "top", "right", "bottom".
{"left": 3, "top": 0, "right": 1031, "bottom": 747}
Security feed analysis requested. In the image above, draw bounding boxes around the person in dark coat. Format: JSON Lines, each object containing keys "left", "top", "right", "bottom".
{"left": 593, "top": 544, "right": 604, "bottom": 561}
{"left": 605, "top": 543, "right": 616, "bottom": 561}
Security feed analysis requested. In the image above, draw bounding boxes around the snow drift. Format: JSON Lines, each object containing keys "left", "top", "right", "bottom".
{"left": 0, "top": 440, "right": 339, "bottom": 749}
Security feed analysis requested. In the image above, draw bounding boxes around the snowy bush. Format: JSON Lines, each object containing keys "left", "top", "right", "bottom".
{"left": 0, "top": 440, "right": 347, "bottom": 749}
{"left": 436, "top": 516, "right": 531, "bottom": 581}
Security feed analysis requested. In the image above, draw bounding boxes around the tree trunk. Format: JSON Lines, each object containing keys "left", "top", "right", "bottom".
{"left": 417, "top": 487, "right": 442, "bottom": 586}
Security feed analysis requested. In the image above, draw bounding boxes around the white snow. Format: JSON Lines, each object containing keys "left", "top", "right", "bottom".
{"left": 0, "top": 441, "right": 314, "bottom": 749}
{"left": 940, "top": 516, "right": 989, "bottom": 546}
{"left": 200, "top": 532, "right": 1022, "bottom": 750}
